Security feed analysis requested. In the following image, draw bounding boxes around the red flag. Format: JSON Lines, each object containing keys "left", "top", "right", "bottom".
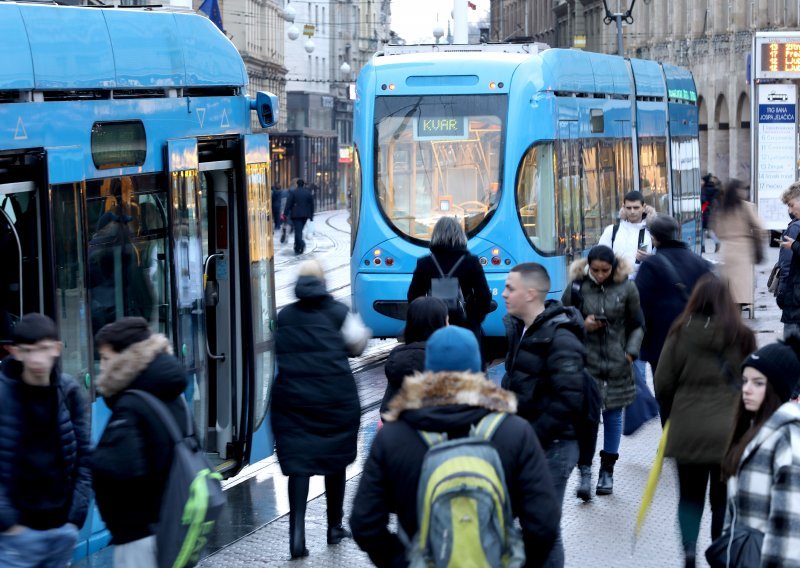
{"left": 467, "top": 1, "right": 477, "bottom": 9}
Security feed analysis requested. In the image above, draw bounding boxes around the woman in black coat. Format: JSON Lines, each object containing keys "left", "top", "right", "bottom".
{"left": 407, "top": 217, "right": 492, "bottom": 345}
{"left": 271, "top": 260, "right": 369, "bottom": 559}
{"left": 379, "top": 297, "right": 448, "bottom": 414}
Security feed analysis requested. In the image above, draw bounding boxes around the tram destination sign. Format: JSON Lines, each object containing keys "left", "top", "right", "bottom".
{"left": 754, "top": 32, "right": 800, "bottom": 79}
{"left": 413, "top": 116, "right": 468, "bottom": 141}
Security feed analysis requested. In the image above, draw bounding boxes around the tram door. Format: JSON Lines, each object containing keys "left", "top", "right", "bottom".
{"left": 0, "top": 180, "right": 42, "bottom": 347}
{"left": 165, "top": 139, "right": 210, "bottom": 452}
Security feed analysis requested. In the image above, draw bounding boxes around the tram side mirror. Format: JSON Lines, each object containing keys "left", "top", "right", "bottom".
{"left": 251, "top": 91, "right": 279, "bottom": 128}
{"left": 590, "top": 109, "right": 604, "bottom": 133}
{"left": 205, "top": 280, "right": 220, "bottom": 307}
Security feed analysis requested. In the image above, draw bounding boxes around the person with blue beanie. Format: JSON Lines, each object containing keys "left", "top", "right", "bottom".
{"left": 352, "top": 323, "right": 560, "bottom": 567}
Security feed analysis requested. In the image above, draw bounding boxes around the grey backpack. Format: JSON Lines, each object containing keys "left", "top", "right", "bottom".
{"left": 429, "top": 253, "right": 467, "bottom": 319}
{"left": 127, "top": 390, "right": 226, "bottom": 568}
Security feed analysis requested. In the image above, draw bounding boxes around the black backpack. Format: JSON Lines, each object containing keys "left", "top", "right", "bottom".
{"left": 428, "top": 253, "right": 468, "bottom": 319}
{"left": 127, "top": 390, "right": 226, "bottom": 568}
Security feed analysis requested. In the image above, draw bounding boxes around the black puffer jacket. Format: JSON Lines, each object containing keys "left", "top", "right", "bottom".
{"left": 283, "top": 186, "right": 314, "bottom": 220}
{"left": 351, "top": 371, "right": 559, "bottom": 568}
{"left": 379, "top": 341, "right": 426, "bottom": 414}
{"left": 563, "top": 257, "right": 644, "bottom": 410}
{"left": 501, "top": 301, "right": 586, "bottom": 449}
{"left": 271, "top": 276, "right": 361, "bottom": 476}
{"left": 91, "top": 334, "right": 189, "bottom": 544}
{"left": 407, "top": 245, "right": 492, "bottom": 337}
{"left": 0, "top": 359, "right": 91, "bottom": 532}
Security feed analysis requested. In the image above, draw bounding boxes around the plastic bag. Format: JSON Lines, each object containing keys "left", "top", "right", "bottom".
{"left": 341, "top": 311, "right": 371, "bottom": 357}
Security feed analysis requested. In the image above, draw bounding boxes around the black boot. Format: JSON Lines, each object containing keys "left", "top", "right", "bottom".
{"left": 596, "top": 451, "right": 619, "bottom": 496}
{"left": 325, "top": 471, "right": 351, "bottom": 545}
{"left": 288, "top": 476, "right": 310, "bottom": 559}
{"left": 576, "top": 465, "right": 592, "bottom": 502}
{"left": 683, "top": 543, "right": 696, "bottom": 568}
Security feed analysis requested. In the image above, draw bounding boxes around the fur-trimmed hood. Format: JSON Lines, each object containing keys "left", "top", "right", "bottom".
{"left": 567, "top": 255, "right": 633, "bottom": 284}
{"left": 96, "top": 334, "right": 184, "bottom": 399}
{"left": 382, "top": 370, "right": 517, "bottom": 422}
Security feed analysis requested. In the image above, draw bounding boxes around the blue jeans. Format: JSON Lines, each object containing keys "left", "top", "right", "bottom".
{"left": 0, "top": 524, "right": 78, "bottom": 568}
{"left": 542, "top": 439, "right": 579, "bottom": 568}
{"left": 602, "top": 408, "right": 623, "bottom": 454}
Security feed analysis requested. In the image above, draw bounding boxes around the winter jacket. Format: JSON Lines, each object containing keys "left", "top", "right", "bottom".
{"left": 501, "top": 301, "right": 586, "bottom": 449}
{"left": 598, "top": 218, "right": 652, "bottom": 276}
{"left": 379, "top": 341, "right": 426, "bottom": 414}
{"left": 407, "top": 245, "right": 492, "bottom": 337}
{"left": 0, "top": 358, "right": 91, "bottom": 532}
{"left": 725, "top": 402, "right": 800, "bottom": 568}
{"left": 90, "top": 334, "right": 190, "bottom": 544}
{"left": 654, "top": 317, "right": 750, "bottom": 464}
{"left": 271, "top": 276, "right": 361, "bottom": 476}
{"left": 350, "top": 370, "right": 560, "bottom": 568}
{"left": 563, "top": 257, "right": 644, "bottom": 410}
{"left": 283, "top": 186, "right": 314, "bottom": 220}
{"left": 635, "top": 240, "right": 711, "bottom": 367}
{"left": 777, "top": 218, "right": 800, "bottom": 323}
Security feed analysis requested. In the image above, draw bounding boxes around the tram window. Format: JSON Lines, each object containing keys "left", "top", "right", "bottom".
{"left": 91, "top": 121, "right": 146, "bottom": 170}
{"left": 350, "top": 146, "right": 362, "bottom": 254}
{"left": 373, "top": 94, "right": 507, "bottom": 243}
{"left": 51, "top": 183, "right": 91, "bottom": 390}
{"left": 639, "top": 138, "right": 669, "bottom": 213}
{"left": 245, "top": 162, "right": 275, "bottom": 427}
{"left": 670, "top": 138, "right": 701, "bottom": 225}
{"left": 516, "top": 142, "right": 556, "bottom": 254}
{"left": 85, "top": 175, "right": 171, "bottom": 351}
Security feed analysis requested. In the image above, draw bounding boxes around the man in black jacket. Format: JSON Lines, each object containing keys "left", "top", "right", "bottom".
{"left": 351, "top": 326, "right": 559, "bottom": 567}
{"left": 635, "top": 216, "right": 710, "bottom": 374}
{"left": 90, "top": 317, "right": 189, "bottom": 566}
{"left": 777, "top": 182, "right": 800, "bottom": 339}
{"left": 283, "top": 179, "right": 315, "bottom": 254}
{"left": 501, "top": 262, "right": 585, "bottom": 568}
{"left": 0, "top": 313, "right": 91, "bottom": 567}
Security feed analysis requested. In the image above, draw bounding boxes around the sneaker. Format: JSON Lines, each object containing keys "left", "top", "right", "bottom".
{"left": 714, "top": 242, "right": 720, "bottom": 253}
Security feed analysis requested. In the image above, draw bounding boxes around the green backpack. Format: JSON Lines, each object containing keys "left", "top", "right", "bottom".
{"left": 407, "top": 412, "right": 525, "bottom": 568}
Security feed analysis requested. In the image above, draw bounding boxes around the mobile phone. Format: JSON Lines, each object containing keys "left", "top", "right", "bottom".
{"left": 638, "top": 243, "right": 648, "bottom": 251}
{"left": 594, "top": 315, "right": 608, "bottom": 322}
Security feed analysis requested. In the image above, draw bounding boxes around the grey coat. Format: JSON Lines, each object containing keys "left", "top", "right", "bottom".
{"left": 563, "top": 257, "right": 644, "bottom": 410}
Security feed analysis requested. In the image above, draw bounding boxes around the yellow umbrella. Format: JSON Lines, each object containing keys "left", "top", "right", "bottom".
{"left": 635, "top": 420, "right": 670, "bottom": 539}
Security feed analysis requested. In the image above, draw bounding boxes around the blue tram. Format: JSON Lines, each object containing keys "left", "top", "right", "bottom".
{"left": 0, "top": 3, "right": 279, "bottom": 559}
{"left": 350, "top": 44, "right": 700, "bottom": 338}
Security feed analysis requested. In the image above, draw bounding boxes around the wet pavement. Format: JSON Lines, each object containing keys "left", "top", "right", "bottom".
{"left": 76, "top": 216, "right": 785, "bottom": 567}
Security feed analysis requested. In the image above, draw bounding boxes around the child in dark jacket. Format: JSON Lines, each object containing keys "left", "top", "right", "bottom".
{"left": 379, "top": 297, "right": 448, "bottom": 414}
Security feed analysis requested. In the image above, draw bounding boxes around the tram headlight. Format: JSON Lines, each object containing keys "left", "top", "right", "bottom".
{"left": 489, "top": 82, "right": 496, "bottom": 89}
{"left": 479, "top": 257, "right": 488, "bottom": 265}
{"left": 491, "top": 256, "right": 501, "bottom": 266}
{"left": 385, "top": 257, "right": 394, "bottom": 266}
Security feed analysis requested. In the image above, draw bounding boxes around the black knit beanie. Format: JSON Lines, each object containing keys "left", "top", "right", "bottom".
{"left": 741, "top": 341, "right": 800, "bottom": 402}
{"left": 12, "top": 313, "right": 59, "bottom": 345}
{"left": 95, "top": 317, "right": 152, "bottom": 353}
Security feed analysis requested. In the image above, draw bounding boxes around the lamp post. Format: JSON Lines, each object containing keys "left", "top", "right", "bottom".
{"left": 433, "top": 23, "right": 444, "bottom": 44}
{"left": 601, "top": 0, "right": 637, "bottom": 56}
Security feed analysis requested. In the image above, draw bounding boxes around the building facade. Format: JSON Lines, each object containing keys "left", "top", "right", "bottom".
{"left": 490, "top": 0, "right": 800, "bottom": 183}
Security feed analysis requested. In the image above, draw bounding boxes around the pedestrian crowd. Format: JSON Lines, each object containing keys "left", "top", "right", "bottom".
{"left": 2, "top": 180, "right": 800, "bottom": 568}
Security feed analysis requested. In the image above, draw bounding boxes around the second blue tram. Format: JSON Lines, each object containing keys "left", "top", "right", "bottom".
{"left": 350, "top": 44, "right": 700, "bottom": 338}
{"left": 0, "top": 3, "right": 279, "bottom": 559}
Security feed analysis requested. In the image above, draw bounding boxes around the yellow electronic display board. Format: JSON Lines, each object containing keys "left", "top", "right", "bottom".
{"left": 755, "top": 33, "right": 800, "bottom": 78}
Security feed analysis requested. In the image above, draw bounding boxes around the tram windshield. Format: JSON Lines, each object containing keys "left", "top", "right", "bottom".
{"left": 373, "top": 94, "right": 507, "bottom": 241}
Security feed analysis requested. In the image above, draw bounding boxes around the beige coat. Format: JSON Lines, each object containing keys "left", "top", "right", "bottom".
{"left": 712, "top": 201, "right": 765, "bottom": 305}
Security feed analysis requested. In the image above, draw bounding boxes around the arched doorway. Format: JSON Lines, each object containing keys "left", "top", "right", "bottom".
{"left": 714, "top": 93, "right": 730, "bottom": 180}
{"left": 736, "top": 92, "right": 751, "bottom": 183}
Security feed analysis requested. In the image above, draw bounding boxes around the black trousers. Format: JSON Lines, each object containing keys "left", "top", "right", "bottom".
{"left": 676, "top": 462, "right": 726, "bottom": 550}
{"left": 292, "top": 218, "right": 308, "bottom": 253}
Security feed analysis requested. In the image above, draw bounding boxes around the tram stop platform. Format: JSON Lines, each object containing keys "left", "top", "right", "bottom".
{"left": 75, "top": 224, "right": 784, "bottom": 568}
